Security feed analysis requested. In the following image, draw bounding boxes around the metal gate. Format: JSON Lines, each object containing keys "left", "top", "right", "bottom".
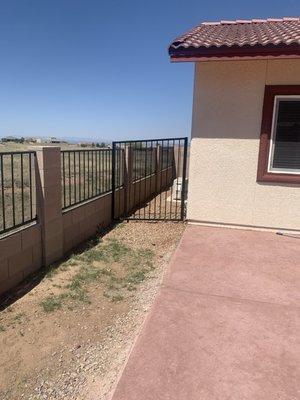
{"left": 111, "top": 137, "right": 188, "bottom": 221}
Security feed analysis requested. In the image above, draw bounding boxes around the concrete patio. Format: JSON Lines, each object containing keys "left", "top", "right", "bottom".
{"left": 111, "top": 225, "right": 300, "bottom": 400}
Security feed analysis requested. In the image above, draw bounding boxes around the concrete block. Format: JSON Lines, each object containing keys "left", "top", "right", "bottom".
{"left": 40, "top": 168, "right": 61, "bottom": 188}
{"left": 63, "top": 238, "right": 74, "bottom": 254}
{"left": 0, "top": 233, "right": 22, "bottom": 259}
{"left": 71, "top": 206, "right": 86, "bottom": 223}
{"left": 0, "top": 271, "right": 23, "bottom": 296}
{"left": 72, "top": 232, "right": 83, "bottom": 249}
{"left": 45, "top": 248, "right": 64, "bottom": 266}
{"left": 44, "top": 234, "right": 63, "bottom": 259}
{"left": 44, "top": 217, "right": 63, "bottom": 241}
{"left": 0, "top": 258, "right": 8, "bottom": 281}
{"left": 35, "top": 147, "right": 61, "bottom": 170}
{"left": 62, "top": 211, "right": 73, "bottom": 229}
{"left": 63, "top": 224, "right": 76, "bottom": 243}
{"left": 21, "top": 225, "right": 41, "bottom": 250}
{"left": 8, "top": 247, "right": 33, "bottom": 277}
{"left": 32, "top": 244, "right": 42, "bottom": 271}
{"left": 40, "top": 185, "right": 62, "bottom": 205}
{"left": 84, "top": 201, "right": 96, "bottom": 217}
{"left": 43, "top": 202, "right": 62, "bottom": 223}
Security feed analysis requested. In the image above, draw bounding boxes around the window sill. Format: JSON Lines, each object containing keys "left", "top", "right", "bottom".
{"left": 257, "top": 171, "right": 300, "bottom": 184}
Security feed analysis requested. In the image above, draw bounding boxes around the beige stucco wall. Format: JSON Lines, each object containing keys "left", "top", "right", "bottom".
{"left": 188, "top": 59, "right": 300, "bottom": 231}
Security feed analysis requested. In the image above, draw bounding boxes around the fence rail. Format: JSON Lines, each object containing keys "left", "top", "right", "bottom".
{"left": 0, "top": 151, "right": 36, "bottom": 235}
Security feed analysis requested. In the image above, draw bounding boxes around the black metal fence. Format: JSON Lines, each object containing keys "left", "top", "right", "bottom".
{"left": 0, "top": 139, "right": 188, "bottom": 235}
{"left": 0, "top": 151, "right": 36, "bottom": 235}
{"left": 60, "top": 149, "right": 125, "bottom": 210}
{"left": 112, "top": 138, "right": 188, "bottom": 221}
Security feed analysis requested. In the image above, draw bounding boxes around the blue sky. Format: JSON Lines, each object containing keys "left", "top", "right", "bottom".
{"left": 0, "top": 0, "right": 299, "bottom": 141}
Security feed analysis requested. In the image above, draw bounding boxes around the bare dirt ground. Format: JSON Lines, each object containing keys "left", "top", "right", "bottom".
{"left": 0, "top": 221, "right": 185, "bottom": 400}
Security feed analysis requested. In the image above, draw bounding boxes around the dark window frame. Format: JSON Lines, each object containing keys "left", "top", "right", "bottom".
{"left": 257, "top": 85, "right": 300, "bottom": 184}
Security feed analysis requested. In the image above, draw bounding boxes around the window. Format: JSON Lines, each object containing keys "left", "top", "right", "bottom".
{"left": 257, "top": 86, "right": 300, "bottom": 184}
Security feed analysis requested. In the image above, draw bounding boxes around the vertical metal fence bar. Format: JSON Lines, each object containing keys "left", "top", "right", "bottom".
{"left": 143, "top": 141, "right": 147, "bottom": 219}
{"left": 118, "top": 147, "right": 121, "bottom": 217}
{"left": 111, "top": 142, "right": 116, "bottom": 220}
{"left": 68, "top": 152, "right": 71, "bottom": 206}
{"left": 164, "top": 140, "right": 170, "bottom": 220}
{"left": 94, "top": 151, "right": 96, "bottom": 196}
{"left": 133, "top": 145, "right": 137, "bottom": 219}
{"left": 181, "top": 137, "right": 188, "bottom": 221}
{"left": 106, "top": 150, "right": 108, "bottom": 192}
{"left": 95, "top": 151, "right": 98, "bottom": 195}
{"left": 98, "top": 150, "right": 101, "bottom": 194}
{"left": 169, "top": 139, "right": 175, "bottom": 220}
{"left": 74, "top": 151, "right": 77, "bottom": 205}
{"left": 99, "top": 150, "right": 102, "bottom": 193}
{"left": 29, "top": 153, "right": 33, "bottom": 221}
{"left": 91, "top": 150, "right": 93, "bottom": 197}
{"left": 153, "top": 140, "right": 158, "bottom": 220}
{"left": 100, "top": 150, "right": 102, "bottom": 193}
{"left": 105, "top": 150, "right": 108, "bottom": 192}
{"left": 11, "top": 154, "right": 16, "bottom": 227}
{"left": 148, "top": 141, "right": 153, "bottom": 219}
{"left": 62, "top": 153, "right": 66, "bottom": 208}
{"left": 87, "top": 151, "right": 90, "bottom": 199}
{"left": 96, "top": 150, "right": 98, "bottom": 194}
{"left": 21, "top": 153, "right": 24, "bottom": 223}
{"left": 99, "top": 150, "right": 101, "bottom": 194}
{"left": 1, "top": 154, "right": 6, "bottom": 231}
{"left": 99, "top": 150, "right": 102, "bottom": 194}
{"left": 159, "top": 140, "right": 163, "bottom": 220}
{"left": 174, "top": 139, "right": 181, "bottom": 219}
{"left": 128, "top": 142, "right": 132, "bottom": 215}
{"left": 79, "top": 151, "right": 81, "bottom": 202}
{"left": 83, "top": 151, "right": 85, "bottom": 200}
{"left": 138, "top": 144, "right": 142, "bottom": 219}
{"left": 109, "top": 150, "right": 111, "bottom": 191}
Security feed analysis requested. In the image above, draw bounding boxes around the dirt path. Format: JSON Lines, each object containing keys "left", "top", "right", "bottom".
{"left": 0, "top": 221, "right": 185, "bottom": 400}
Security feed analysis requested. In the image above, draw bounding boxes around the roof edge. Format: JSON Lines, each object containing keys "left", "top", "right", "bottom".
{"left": 169, "top": 43, "right": 300, "bottom": 61}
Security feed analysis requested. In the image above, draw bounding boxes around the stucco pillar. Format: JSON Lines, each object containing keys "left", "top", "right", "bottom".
{"left": 34, "top": 146, "right": 63, "bottom": 266}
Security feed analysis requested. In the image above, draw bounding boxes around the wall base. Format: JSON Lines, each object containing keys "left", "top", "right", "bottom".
{"left": 188, "top": 219, "right": 300, "bottom": 235}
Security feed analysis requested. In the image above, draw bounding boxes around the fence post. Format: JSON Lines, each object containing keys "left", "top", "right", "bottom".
{"left": 34, "top": 146, "right": 63, "bottom": 266}
{"left": 111, "top": 142, "right": 116, "bottom": 220}
{"left": 124, "top": 145, "right": 133, "bottom": 216}
{"left": 180, "top": 138, "right": 188, "bottom": 221}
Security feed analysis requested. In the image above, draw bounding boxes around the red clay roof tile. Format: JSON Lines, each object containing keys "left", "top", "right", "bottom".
{"left": 169, "top": 18, "right": 300, "bottom": 60}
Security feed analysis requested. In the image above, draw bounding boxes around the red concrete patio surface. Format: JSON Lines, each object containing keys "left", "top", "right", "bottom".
{"left": 111, "top": 225, "right": 300, "bottom": 400}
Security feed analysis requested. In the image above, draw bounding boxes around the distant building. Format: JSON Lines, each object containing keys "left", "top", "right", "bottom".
{"left": 1, "top": 136, "right": 24, "bottom": 143}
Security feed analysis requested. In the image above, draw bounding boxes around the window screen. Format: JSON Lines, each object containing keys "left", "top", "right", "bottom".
{"left": 271, "top": 99, "right": 300, "bottom": 172}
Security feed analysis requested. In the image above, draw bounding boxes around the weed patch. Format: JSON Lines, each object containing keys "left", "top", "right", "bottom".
{"left": 40, "top": 296, "right": 62, "bottom": 313}
{"left": 39, "top": 237, "right": 155, "bottom": 312}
